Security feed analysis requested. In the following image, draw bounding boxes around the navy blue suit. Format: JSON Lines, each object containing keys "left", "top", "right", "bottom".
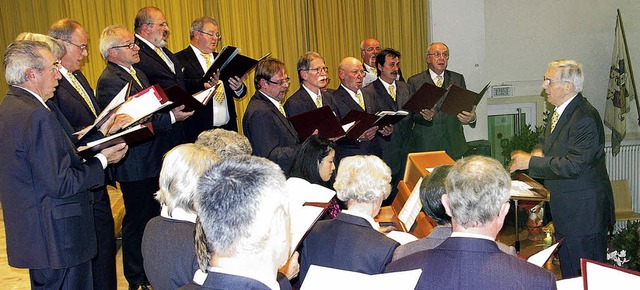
{"left": 96, "top": 61, "right": 173, "bottom": 286}
{"left": 299, "top": 213, "right": 399, "bottom": 285}
{"left": 174, "top": 46, "right": 246, "bottom": 141}
{"left": 0, "top": 86, "right": 105, "bottom": 288}
{"left": 178, "top": 272, "right": 271, "bottom": 290}
{"left": 243, "top": 91, "right": 300, "bottom": 175}
{"left": 385, "top": 237, "right": 557, "bottom": 290}
{"left": 51, "top": 69, "right": 117, "bottom": 290}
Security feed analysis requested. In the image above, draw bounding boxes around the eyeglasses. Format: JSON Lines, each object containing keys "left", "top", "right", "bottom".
{"left": 428, "top": 52, "right": 449, "bottom": 59}
{"left": 306, "top": 66, "right": 329, "bottom": 74}
{"left": 111, "top": 43, "right": 138, "bottom": 50}
{"left": 543, "top": 77, "right": 567, "bottom": 86}
{"left": 51, "top": 59, "right": 62, "bottom": 73}
{"left": 266, "top": 77, "right": 290, "bottom": 86}
{"left": 350, "top": 69, "right": 366, "bottom": 76}
{"left": 198, "top": 30, "right": 221, "bottom": 39}
{"left": 363, "top": 46, "right": 381, "bottom": 53}
{"left": 147, "top": 22, "right": 169, "bottom": 28}
{"left": 65, "top": 40, "right": 88, "bottom": 52}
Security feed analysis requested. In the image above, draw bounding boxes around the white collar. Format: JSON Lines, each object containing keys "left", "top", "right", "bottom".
{"left": 450, "top": 231, "right": 495, "bottom": 241}
{"left": 302, "top": 83, "right": 321, "bottom": 99}
{"left": 160, "top": 205, "right": 197, "bottom": 223}
{"left": 428, "top": 69, "right": 444, "bottom": 83}
{"left": 135, "top": 34, "right": 160, "bottom": 50}
{"left": 554, "top": 93, "right": 578, "bottom": 119}
{"left": 378, "top": 77, "right": 395, "bottom": 90}
{"left": 13, "top": 85, "right": 49, "bottom": 110}
{"left": 341, "top": 209, "right": 379, "bottom": 230}
{"left": 340, "top": 84, "right": 361, "bottom": 98}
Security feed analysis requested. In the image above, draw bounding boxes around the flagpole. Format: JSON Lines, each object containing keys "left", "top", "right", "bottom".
{"left": 617, "top": 9, "right": 640, "bottom": 126}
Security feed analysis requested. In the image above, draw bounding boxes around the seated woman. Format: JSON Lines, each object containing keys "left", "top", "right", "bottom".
{"left": 391, "top": 165, "right": 516, "bottom": 261}
{"left": 298, "top": 155, "right": 400, "bottom": 284}
{"left": 141, "top": 143, "right": 218, "bottom": 290}
{"left": 289, "top": 135, "right": 340, "bottom": 218}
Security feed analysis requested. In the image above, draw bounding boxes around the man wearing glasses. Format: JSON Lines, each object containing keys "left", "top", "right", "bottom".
{"left": 284, "top": 51, "right": 335, "bottom": 117}
{"left": 243, "top": 58, "right": 301, "bottom": 175}
{"left": 406, "top": 42, "right": 477, "bottom": 160}
{"left": 175, "top": 16, "right": 247, "bottom": 142}
{"left": 96, "top": 25, "right": 177, "bottom": 290}
{"left": 49, "top": 18, "right": 118, "bottom": 290}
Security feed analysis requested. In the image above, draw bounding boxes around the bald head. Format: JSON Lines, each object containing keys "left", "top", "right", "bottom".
{"left": 338, "top": 57, "right": 364, "bottom": 92}
{"left": 360, "top": 38, "right": 381, "bottom": 67}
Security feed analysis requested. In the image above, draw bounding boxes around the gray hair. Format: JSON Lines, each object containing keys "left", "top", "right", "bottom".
{"left": 15, "top": 33, "right": 66, "bottom": 59}
{"left": 549, "top": 59, "right": 584, "bottom": 93}
{"left": 4, "top": 41, "right": 50, "bottom": 85}
{"left": 189, "top": 16, "right": 218, "bottom": 39}
{"left": 426, "top": 42, "right": 448, "bottom": 56}
{"left": 99, "top": 25, "right": 128, "bottom": 59}
{"left": 195, "top": 129, "right": 252, "bottom": 159}
{"left": 334, "top": 155, "right": 391, "bottom": 204}
{"left": 48, "top": 18, "right": 83, "bottom": 42}
{"left": 445, "top": 156, "right": 511, "bottom": 228}
{"left": 296, "top": 51, "right": 323, "bottom": 83}
{"left": 196, "top": 155, "right": 287, "bottom": 257}
{"left": 134, "top": 6, "right": 161, "bottom": 34}
{"left": 156, "top": 144, "right": 219, "bottom": 216}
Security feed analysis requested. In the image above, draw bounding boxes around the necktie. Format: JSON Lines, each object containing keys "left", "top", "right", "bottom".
{"left": 129, "top": 69, "right": 143, "bottom": 88}
{"left": 355, "top": 91, "right": 365, "bottom": 110}
{"left": 154, "top": 47, "right": 169, "bottom": 65}
{"left": 67, "top": 71, "right": 96, "bottom": 117}
{"left": 278, "top": 103, "right": 287, "bottom": 117}
{"left": 550, "top": 110, "right": 559, "bottom": 133}
{"left": 372, "top": 68, "right": 377, "bottom": 77}
{"left": 315, "top": 94, "right": 322, "bottom": 108}
{"left": 213, "top": 80, "right": 225, "bottom": 104}
{"left": 201, "top": 53, "right": 212, "bottom": 69}
{"left": 436, "top": 75, "right": 443, "bottom": 87}
{"left": 388, "top": 84, "right": 396, "bottom": 101}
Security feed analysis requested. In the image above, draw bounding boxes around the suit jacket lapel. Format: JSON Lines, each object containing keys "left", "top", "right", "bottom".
{"left": 135, "top": 36, "right": 172, "bottom": 73}
{"left": 257, "top": 93, "right": 299, "bottom": 138}
{"left": 544, "top": 94, "right": 582, "bottom": 151}
{"left": 337, "top": 86, "right": 363, "bottom": 112}
{"left": 185, "top": 46, "right": 205, "bottom": 76}
{"left": 74, "top": 71, "right": 101, "bottom": 115}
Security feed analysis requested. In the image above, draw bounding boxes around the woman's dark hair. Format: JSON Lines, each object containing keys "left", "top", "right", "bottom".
{"left": 290, "top": 135, "right": 334, "bottom": 186}
{"left": 419, "top": 165, "right": 453, "bottom": 225}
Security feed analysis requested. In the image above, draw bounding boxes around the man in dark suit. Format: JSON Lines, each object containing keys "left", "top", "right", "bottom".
{"left": 360, "top": 38, "right": 404, "bottom": 87}
{"left": 175, "top": 16, "right": 247, "bottom": 142}
{"left": 362, "top": 48, "right": 407, "bottom": 203}
{"left": 332, "top": 57, "right": 382, "bottom": 162}
{"left": 406, "top": 42, "right": 476, "bottom": 160}
{"left": 96, "top": 25, "right": 179, "bottom": 290}
{"left": 179, "top": 156, "right": 292, "bottom": 290}
{"left": 243, "top": 58, "right": 300, "bottom": 175}
{"left": 48, "top": 18, "right": 118, "bottom": 290}
{"left": 0, "top": 40, "right": 127, "bottom": 290}
{"left": 386, "top": 156, "right": 557, "bottom": 289}
{"left": 510, "top": 59, "right": 614, "bottom": 279}
{"left": 133, "top": 6, "right": 193, "bottom": 146}
{"left": 284, "top": 51, "right": 334, "bottom": 117}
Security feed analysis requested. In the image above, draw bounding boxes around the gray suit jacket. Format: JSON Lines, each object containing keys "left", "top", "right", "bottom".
{"left": 406, "top": 70, "right": 469, "bottom": 159}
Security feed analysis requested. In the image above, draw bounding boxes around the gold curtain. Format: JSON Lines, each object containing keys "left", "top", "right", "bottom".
{"left": 0, "top": 0, "right": 428, "bottom": 134}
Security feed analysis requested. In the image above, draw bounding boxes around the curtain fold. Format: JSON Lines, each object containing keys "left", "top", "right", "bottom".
{"left": 0, "top": 0, "right": 428, "bottom": 134}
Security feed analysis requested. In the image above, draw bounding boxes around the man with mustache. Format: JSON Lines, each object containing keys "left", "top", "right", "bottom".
{"left": 96, "top": 25, "right": 176, "bottom": 290}
{"left": 406, "top": 42, "right": 477, "bottom": 160}
{"left": 133, "top": 6, "right": 193, "bottom": 146}
{"left": 243, "top": 58, "right": 301, "bottom": 175}
{"left": 284, "top": 51, "right": 335, "bottom": 117}
{"left": 175, "top": 16, "right": 248, "bottom": 142}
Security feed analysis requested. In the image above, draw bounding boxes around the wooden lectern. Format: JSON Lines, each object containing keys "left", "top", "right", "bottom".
{"left": 376, "top": 151, "right": 455, "bottom": 238}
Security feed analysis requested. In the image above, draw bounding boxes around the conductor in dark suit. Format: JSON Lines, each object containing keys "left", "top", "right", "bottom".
{"left": 510, "top": 59, "right": 614, "bottom": 279}
{"left": 49, "top": 18, "right": 120, "bottom": 290}
{"left": 331, "top": 57, "right": 382, "bottom": 161}
{"left": 243, "top": 58, "right": 300, "bottom": 175}
{"left": 406, "top": 42, "right": 476, "bottom": 160}
{"left": 284, "top": 51, "right": 334, "bottom": 117}
{"left": 96, "top": 25, "right": 178, "bottom": 290}
{"left": 175, "top": 16, "right": 247, "bottom": 142}
{"left": 179, "top": 156, "right": 292, "bottom": 290}
{"left": 298, "top": 155, "right": 399, "bottom": 285}
{"left": 0, "top": 40, "right": 127, "bottom": 290}
{"left": 133, "top": 6, "right": 193, "bottom": 146}
{"left": 386, "top": 156, "right": 557, "bottom": 289}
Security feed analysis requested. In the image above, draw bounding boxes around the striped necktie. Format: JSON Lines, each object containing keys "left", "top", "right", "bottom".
{"left": 388, "top": 84, "right": 396, "bottom": 101}
{"left": 279, "top": 103, "right": 287, "bottom": 117}
{"left": 315, "top": 94, "right": 322, "bottom": 108}
{"left": 550, "top": 110, "right": 559, "bottom": 133}
{"left": 67, "top": 71, "right": 96, "bottom": 117}
{"left": 201, "top": 53, "right": 212, "bottom": 69}
{"left": 355, "top": 91, "right": 365, "bottom": 110}
{"left": 436, "top": 75, "right": 443, "bottom": 87}
{"left": 130, "top": 69, "right": 143, "bottom": 88}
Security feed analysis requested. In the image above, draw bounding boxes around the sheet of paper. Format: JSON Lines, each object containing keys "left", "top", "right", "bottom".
{"left": 301, "top": 265, "right": 422, "bottom": 290}
{"left": 398, "top": 177, "right": 424, "bottom": 230}
{"left": 584, "top": 260, "right": 640, "bottom": 289}
{"left": 555, "top": 277, "right": 583, "bottom": 290}
{"left": 510, "top": 180, "right": 538, "bottom": 197}
{"left": 386, "top": 231, "right": 418, "bottom": 245}
{"left": 527, "top": 242, "right": 559, "bottom": 267}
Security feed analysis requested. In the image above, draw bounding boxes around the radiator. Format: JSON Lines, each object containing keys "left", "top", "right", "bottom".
{"left": 604, "top": 142, "right": 640, "bottom": 232}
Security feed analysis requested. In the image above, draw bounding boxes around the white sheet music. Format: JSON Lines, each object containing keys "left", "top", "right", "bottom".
{"left": 301, "top": 265, "right": 422, "bottom": 290}
{"left": 397, "top": 177, "right": 424, "bottom": 230}
{"left": 527, "top": 242, "right": 559, "bottom": 267}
